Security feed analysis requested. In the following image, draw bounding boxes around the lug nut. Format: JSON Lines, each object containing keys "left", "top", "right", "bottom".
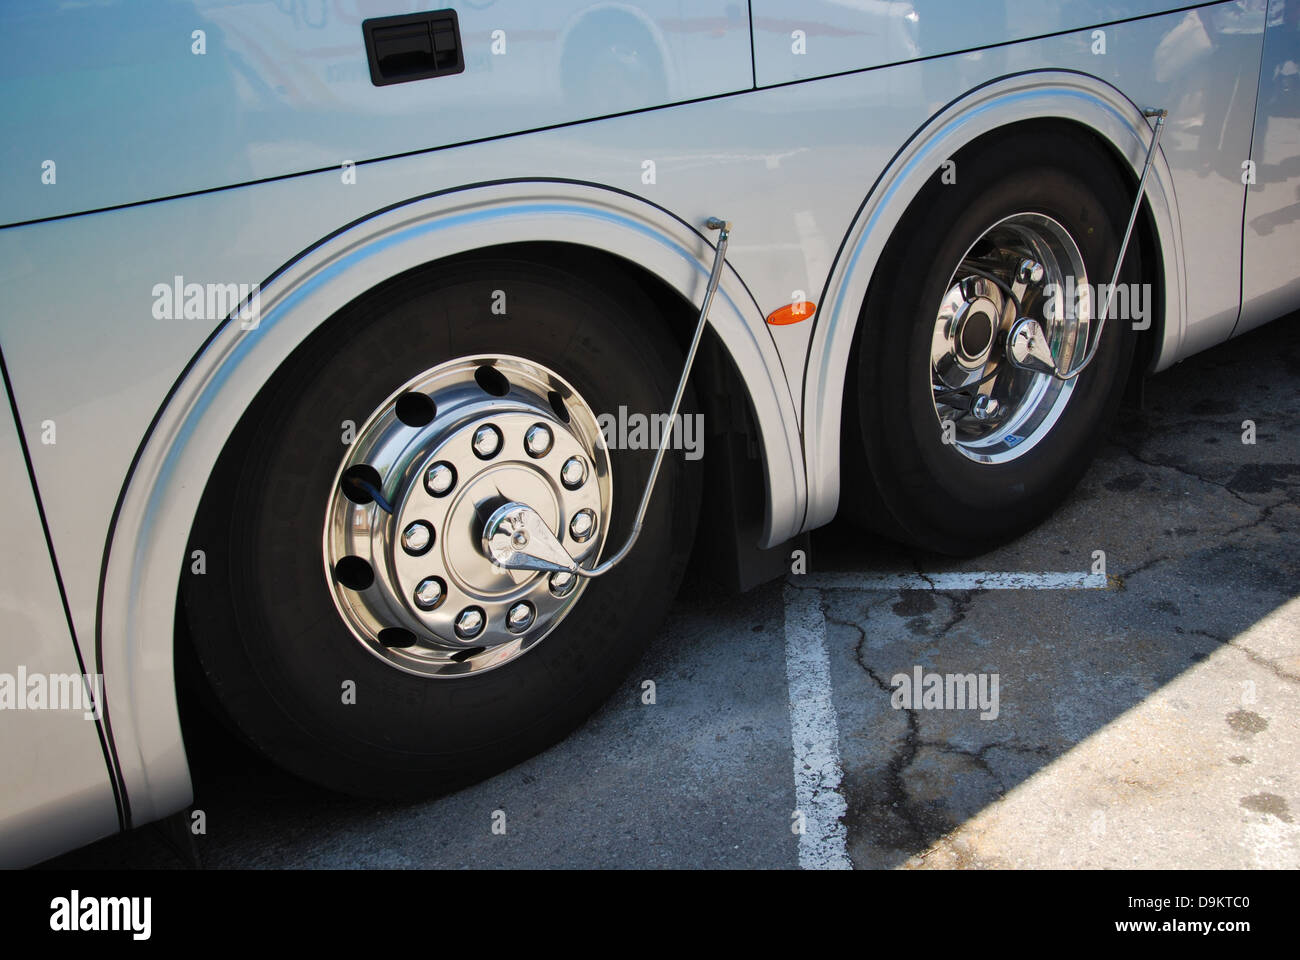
{"left": 414, "top": 576, "right": 445, "bottom": 610}
{"left": 549, "top": 571, "right": 577, "bottom": 597}
{"left": 524, "top": 423, "right": 553, "bottom": 458}
{"left": 472, "top": 425, "right": 502, "bottom": 460}
{"left": 507, "top": 601, "right": 535, "bottom": 633}
{"left": 454, "top": 607, "right": 485, "bottom": 640}
{"left": 972, "top": 395, "right": 1001, "bottom": 422}
{"left": 401, "top": 521, "right": 434, "bottom": 555}
{"left": 425, "top": 462, "right": 456, "bottom": 497}
{"left": 1016, "top": 259, "right": 1045, "bottom": 285}
{"left": 561, "top": 456, "right": 587, "bottom": 489}
{"left": 569, "top": 509, "right": 596, "bottom": 542}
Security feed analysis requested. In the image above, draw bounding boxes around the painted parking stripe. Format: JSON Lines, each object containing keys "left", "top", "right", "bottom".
{"left": 782, "top": 583, "right": 853, "bottom": 870}
{"left": 799, "top": 571, "right": 1110, "bottom": 591}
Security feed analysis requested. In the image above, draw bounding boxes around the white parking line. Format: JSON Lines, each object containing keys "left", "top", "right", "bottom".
{"left": 800, "top": 571, "right": 1110, "bottom": 591}
{"left": 781, "top": 569, "right": 1109, "bottom": 869}
{"left": 782, "top": 583, "right": 852, "bottom": 870}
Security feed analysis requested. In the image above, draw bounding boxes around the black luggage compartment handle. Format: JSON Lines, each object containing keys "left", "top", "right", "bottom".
{"left": 363, "top": 9, "right": 464, "bottom": 86}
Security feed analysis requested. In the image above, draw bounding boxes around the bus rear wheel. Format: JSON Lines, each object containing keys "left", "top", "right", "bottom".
{"left": 843, "top": 127, "right": 1140, "bottom": 554}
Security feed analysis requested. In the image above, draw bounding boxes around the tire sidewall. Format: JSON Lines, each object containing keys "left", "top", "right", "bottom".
{"left": 191, "top": 258, "right": 696, "bottom": 793}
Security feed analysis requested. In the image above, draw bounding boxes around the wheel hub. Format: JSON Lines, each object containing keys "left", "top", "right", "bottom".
{"left": 324, "top": 356, "right": 611, "bottom": 678}
{"left": 951, "top": 288, "right": 1001, "bottom": 369}
{"left": 929, "top": 213, "right": 1089, "bottom": 463}
{"left": 422, "top": 445, "right": 563, "bottom": 597}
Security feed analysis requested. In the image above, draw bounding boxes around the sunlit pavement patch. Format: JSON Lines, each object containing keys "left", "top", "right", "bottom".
{"left": 906, "top": 598, "right": 1300, "bottom": 869}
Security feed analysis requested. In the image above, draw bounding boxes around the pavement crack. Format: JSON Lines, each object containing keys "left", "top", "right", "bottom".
{"left": 1217, "top": 500, "right": 1292, "bottom": 541}
{"left": 1117, "top": 554, "right": 1174, "bottom": 583}
{"left": 1112, "top": 438, "right": 1259, "bottom": 507}
{"left": 828, "top": 612, "right": 935, "bottom": 847}
{"left": 918, "top": 740, "right": 1009, "bottom": 794}
{"left": 935, "top": 590, "right": 973, "bottom": 636}
{"left": 1189, "top": 628, "right": 1300, "bottom": 685}
{"left": 910, "top": 560, "right": 938, "bottom": 591}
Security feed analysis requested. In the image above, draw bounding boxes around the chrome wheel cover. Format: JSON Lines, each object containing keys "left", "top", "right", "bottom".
{"left": 324, "top": 356, "right": 611, "bottom": 678}
{"left": 929, "top": 212, "right": 1090, "bottom": 463}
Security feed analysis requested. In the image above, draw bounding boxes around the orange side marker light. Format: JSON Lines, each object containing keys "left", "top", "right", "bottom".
{"left": 767, "top": 301, "right": 816, "bottom": 325}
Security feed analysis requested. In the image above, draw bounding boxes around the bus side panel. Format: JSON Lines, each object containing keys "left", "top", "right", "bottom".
{"left": 0, "top": 0, "right": 753, "bottom": 225}
{"left": 1239, "top": 0, "right": 1300, "bottom": 333}
{"left": 750, "top": 0, "right": 1208, "bottom": 85}
{"left": 0, "top": 378, "right": 120, "bottom": 867}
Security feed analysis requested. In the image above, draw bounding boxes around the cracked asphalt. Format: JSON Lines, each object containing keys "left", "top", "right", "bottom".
{"left": 43, "top": 316, "right": 1299, "bottom": 869}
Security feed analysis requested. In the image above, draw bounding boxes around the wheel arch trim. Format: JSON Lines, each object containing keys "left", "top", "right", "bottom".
{"left": 802, "top": 70, "right": 1186, "bottom": 532}
{"left": 98, "top": 180, "right": 805, "bottom": 824}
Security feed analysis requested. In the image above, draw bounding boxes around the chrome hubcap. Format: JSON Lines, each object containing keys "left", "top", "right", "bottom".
{"left": 324, "top": 356, "right": 612, "bottom": 678}
{"left": 930, "top": 213, "right": 1089, "bottom": 463}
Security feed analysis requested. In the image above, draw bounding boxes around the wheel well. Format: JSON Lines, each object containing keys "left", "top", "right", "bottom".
{"left": 835, "top": 117, "right": 1156, "bottom": 552}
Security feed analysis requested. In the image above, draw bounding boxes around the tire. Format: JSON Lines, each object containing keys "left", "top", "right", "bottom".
{"left": 181, "top": 256, "right": 699, "bottom": 797}
{"left": 843, "top": 125, "right": 1140, "bottom": 555}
